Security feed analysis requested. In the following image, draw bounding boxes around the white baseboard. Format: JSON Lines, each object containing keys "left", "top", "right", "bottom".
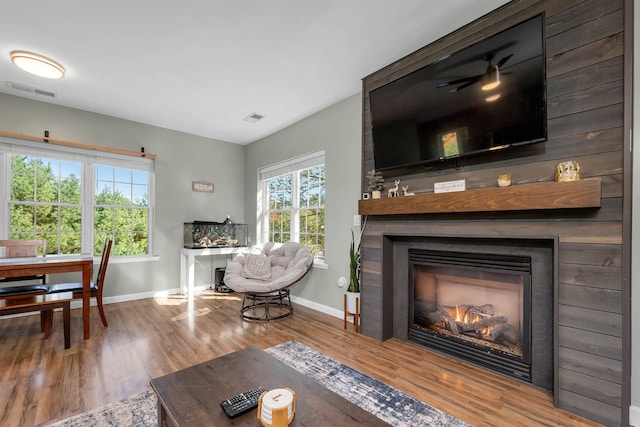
{"left": 102, "top": 290, "right": 344, "bottom": 321}
{"left": 1, "top": 288, "right": 182, "bottom": 319}
{"left": 97, "top": 290, "right": 344, "bottom": 321}
{"left": 630, "top": 404, "right": 640, "bottom": 426}
{"left": 290, "top": 294, "right": 344, "bottom": 320}
{"left": 2, "top": 289, "right": 345, "bottom": 324}
{"left": 65, "top": 287, "right": 182, "bottom": 309}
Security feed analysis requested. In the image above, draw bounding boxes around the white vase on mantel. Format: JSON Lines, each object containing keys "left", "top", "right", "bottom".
{"left": 346, "top": 291, "right": 360, "bottom": 314}
{"left": 371, "top": 190, "right": 382, "bottom": 199}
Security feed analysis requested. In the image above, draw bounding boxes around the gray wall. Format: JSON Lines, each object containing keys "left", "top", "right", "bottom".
{"left": 0, "top": 91, "right": 363, "bottom": 313}
{"left": 245, "top": 94, "right": 362, "bottom": 310}
{"left": 0, "top": 92, "right": 245, "bottom": 295}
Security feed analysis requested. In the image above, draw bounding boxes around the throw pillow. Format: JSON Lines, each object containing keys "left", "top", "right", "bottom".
{"left": 243, "top": 254, "right": 272, "bottom": 280}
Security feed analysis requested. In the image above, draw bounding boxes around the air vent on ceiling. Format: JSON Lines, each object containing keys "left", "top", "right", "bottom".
{"left": 6, "top": 81, "right": 55, "bottom": 98}
{"left": 243, "top": 112, "right": 264, "bottom": 123}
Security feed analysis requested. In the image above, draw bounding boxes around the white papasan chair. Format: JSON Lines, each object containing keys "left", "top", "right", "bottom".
{"left": 223, "top": 241, "right": 313, "bottom": 321}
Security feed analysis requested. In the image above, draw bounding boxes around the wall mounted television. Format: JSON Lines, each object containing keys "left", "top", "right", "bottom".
{"left": 369, "top": 14, "right": 547, "bottom": 172}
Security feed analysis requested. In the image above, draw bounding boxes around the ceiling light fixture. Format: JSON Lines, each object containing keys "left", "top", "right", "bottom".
{"left": 485, "top": 93, "right": 501, "bottom": 102}
{"left": 481, "top": 65, "right": 500, "bottom": 91}
{"left": 10, "top": 51, "right": 65, "bottom": 79}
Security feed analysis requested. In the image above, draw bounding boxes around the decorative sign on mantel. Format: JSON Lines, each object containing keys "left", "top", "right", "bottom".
{"left": 434, "top": 179, "right": 466, "bottom": 194}
{"left": 192, "top": 181, "right": 214, "bottom": 193}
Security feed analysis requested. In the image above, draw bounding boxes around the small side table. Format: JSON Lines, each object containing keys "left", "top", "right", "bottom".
{"left": 343, "top": 294, "right": 359, "bottom": 333}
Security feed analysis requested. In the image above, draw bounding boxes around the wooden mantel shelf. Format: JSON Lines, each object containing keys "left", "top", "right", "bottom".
{"left": 358, "top": 178, "right": 601, "bottom": 216}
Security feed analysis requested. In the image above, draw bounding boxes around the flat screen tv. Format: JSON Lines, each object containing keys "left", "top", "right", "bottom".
{"left": 369, "top": 14, "right": 546, "bottom": 172}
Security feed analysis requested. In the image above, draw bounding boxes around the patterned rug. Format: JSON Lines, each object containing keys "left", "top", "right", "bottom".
{"left": 47, "top": 390, "right": 156, "bottom": 427}
{"left": 48, "top": 340, "right": 469, "bottom": 427}
{"left": 265, "top": 341, "right": 469, "bottom": 427}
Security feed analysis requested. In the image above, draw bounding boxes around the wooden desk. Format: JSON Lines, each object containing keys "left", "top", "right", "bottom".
{"left": 0, "top": 256, "right": 93, "bottom": 339}
{"left": 0, "top": 292, "right": 73, "bottom": 348}
{"left": 150, "top": 346, "right": 389, "bottom": 426}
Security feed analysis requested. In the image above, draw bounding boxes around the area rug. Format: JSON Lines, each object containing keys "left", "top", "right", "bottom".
{"left": 265, "top": 341, "right": 469, "bottom": 427}
{"left": 46, "top": 390, "right": 156, "bottom": 427}
{"left": 48, "top": 340, "right": 469, "bottom": 427}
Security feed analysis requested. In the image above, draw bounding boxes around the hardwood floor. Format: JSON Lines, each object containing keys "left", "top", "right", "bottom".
{"left": 0, "top": 291, "right": 603, "bottom": 427}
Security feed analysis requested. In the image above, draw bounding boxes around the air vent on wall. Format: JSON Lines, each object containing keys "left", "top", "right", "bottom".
{"left": 243, "top": 112, "right": 264, "bottom": 123}
{"left": 6, "top": 81, "right": 55, "bottom": 98}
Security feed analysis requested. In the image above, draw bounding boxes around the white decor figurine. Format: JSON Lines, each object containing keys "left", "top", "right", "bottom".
{"left": 402, "top": 186, "right": 415, "bottom": 196}
{"left": 387, "top": 180, "right": 400, "bottom": 197}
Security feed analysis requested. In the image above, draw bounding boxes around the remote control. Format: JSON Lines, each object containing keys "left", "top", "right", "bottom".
{"left": 220, "top": 386, "right": 267, "bottom": 418}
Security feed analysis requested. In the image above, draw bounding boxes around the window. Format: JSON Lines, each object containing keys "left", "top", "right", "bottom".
{"left": 259, "top": 151, "right": 325, "bottom": 262}
{"left": 9, "top": 155, "right": 82, "bottom": 254}
{"left": 95, "top": 165, "right": 150, "bottom": 256}
{"left": 2, "top": 138, "right": 154, "bottom": 257}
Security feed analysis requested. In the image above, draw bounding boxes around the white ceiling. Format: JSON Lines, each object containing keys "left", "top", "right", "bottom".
{"left": 0, "top": 0, "right": 510, "bottom": 145}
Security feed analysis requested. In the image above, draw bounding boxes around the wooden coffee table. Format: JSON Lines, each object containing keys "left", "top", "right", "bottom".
{"left": 150, "top": 346, "right": 390, "bottom": 426}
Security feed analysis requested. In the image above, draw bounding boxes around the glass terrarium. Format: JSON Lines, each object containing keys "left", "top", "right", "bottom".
{"left": 183, "top": 221, "right": 248, "bottom": 249}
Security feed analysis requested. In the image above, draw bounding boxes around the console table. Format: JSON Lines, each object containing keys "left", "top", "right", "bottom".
{"left": 179, "top": 247, "right": 245, "bottom": 295}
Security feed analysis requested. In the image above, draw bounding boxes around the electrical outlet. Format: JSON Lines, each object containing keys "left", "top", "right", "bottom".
{"left": 353, "top": 214, "right": 361, "bottom": 227}
{"left": 337, "top": 277, "right": 347, "bottom": 288}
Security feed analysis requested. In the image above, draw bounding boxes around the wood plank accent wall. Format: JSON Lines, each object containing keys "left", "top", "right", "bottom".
{"left": 358, "top": 1, "right": 630, "bottom": 426}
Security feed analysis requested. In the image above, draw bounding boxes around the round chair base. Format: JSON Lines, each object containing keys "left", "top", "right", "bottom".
{"left": 214, "top": 283, "right": 234, "bottom": 293}
{"left": 240, "top": 290, "right": 293, "bottom": 321}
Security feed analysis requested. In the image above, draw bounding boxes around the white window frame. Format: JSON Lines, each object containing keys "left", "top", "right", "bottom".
{"left": 258, "top": 150, "right": 326, "bottom": 266}
{"left": 0, "top": 136, "right": 155, "bottom": 259}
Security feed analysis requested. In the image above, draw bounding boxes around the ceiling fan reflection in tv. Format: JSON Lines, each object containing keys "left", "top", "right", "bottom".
{"left": 368, "top": 13, "right": 547, "bottom": 173}
{"left": 436, "top": 51, "right": 514, "bottom": 93}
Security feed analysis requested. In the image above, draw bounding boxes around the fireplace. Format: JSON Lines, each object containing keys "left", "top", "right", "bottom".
{"left": 385, "top": 236, "right": 554, "bottom": 391}
{"left": 408, "top": 249, "right": 532, "bottom": 382}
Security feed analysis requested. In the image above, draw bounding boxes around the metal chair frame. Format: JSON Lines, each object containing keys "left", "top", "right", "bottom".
{"left": 240, "top": 289, "right": 294, "bottom": 321}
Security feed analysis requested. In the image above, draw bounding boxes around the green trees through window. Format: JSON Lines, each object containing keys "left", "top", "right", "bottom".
{"left": 10, "top": 155, "right": 82, "bottom": 255}
{"left": 95, "top": 165, "right": 149, "bottom": 256}
{"left": 9, "top": 154, "right": 150, "bottom": 256}
{"left": 298, "top": 166, "right": 325, "bottom": 260}
{"left": 265, "top": 165, "right": 325, "bottom": 260}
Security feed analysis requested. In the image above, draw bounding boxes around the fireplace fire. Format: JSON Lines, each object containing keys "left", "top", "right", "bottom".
{"left": 409, "top": 249, "right": 532, "bottom": 382}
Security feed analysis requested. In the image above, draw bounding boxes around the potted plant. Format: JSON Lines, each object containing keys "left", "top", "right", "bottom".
{"left": 346, "top": 229, "right": 361, "bottom": 314}
{"left": 367, "top": 169, "right": 385, "bottom": 199}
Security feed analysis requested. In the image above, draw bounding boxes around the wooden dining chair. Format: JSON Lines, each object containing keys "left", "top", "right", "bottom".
{"left": 0, "top": 239, "right": 46, "bottom": 258}
{"left": 46, "top": 239, "right": 113, "bottom": 327}
{"left": 0, "top": 239, "right": 48, "bottom": 297}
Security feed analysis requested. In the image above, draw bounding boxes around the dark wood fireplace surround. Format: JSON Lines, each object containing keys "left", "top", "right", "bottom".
{"left": 357, "top": 1, "right": 631, "bottom": 426}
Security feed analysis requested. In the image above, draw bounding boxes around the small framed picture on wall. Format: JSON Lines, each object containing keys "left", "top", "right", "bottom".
{"left": 192, "top": 181, "right": 214, "bottom": 193}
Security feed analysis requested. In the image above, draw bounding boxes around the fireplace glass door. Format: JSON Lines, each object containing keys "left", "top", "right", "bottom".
{"left": 409, "top": 249, "right": 532, "bottom": 381}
